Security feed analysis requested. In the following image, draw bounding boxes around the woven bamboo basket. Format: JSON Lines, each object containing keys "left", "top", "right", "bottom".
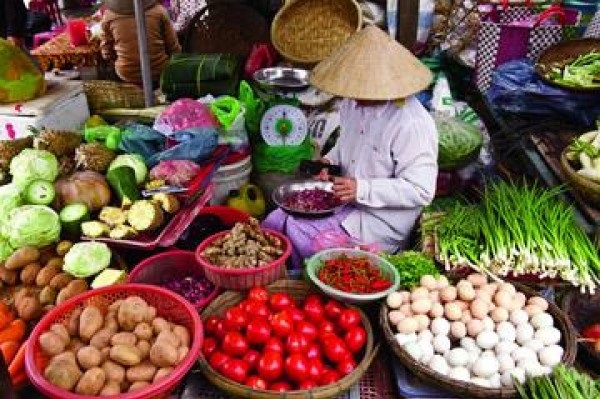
{"left": 561, "top": 289, "right": 600, "bottom": 374}
{"left": 199, "top": 279, "right": 379, "bottom": 399}
{"left": 380, "top": 282, "right": 578, "bottom": 399}
{"left": 83, "top": 80, "right": 148, "bottom": 112}
{"left": 271, "top": 0, "right": 362, "bottom": 64}
{"left": 560, "top": 149, "right": 600, "bottom": 208}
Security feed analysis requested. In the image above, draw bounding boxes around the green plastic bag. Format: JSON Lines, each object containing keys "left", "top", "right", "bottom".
{"left": 0, "top": 39, "right": 46, "bottom": 103}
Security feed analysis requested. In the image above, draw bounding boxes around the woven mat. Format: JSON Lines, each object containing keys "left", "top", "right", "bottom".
{"left": 31, "top": 32, "right": 101, "bottom": 71}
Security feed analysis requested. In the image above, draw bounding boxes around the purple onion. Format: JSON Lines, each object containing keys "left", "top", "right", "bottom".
{"left": 161, "top": 275, "right": 215, "bottom": 303}
{"left": 283, "top": 189, "right": 342, "bottom": 212}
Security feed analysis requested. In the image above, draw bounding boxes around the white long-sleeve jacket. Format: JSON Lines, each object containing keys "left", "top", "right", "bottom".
{"left": 324, "top": 97, "right": 438, "bottom": 252}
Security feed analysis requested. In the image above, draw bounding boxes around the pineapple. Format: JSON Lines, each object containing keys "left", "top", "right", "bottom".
{"left": 0, "top": 136, "right": 33, "bottom": 170}
{"left": 32, "top": 128, "right": 82, "bottom": 156}
{"left": 75, "top": 143, "right": 116, "bottom": 173}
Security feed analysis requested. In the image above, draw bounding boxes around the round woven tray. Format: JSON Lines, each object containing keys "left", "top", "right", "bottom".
{"left": 560, "top": 149, "right": 600, "bottom": 208}
{"left": 271, "top": 0, "right": 362, "bottom": 64}
{"left": 380, "top": 283, "right": 578, "bottom": 398}
{"left": 198, "top": 279, "right": 379, "bottom": 399}
{"left": 561, "top": 289, "right": 600, "bottom": 374}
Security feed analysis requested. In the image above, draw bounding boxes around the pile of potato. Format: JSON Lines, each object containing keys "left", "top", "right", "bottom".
{"left": 39, "top": 296, "right": 191, "bottom": 396}
{"left": 0, "top": 243, "right": 88, "bottom": 320}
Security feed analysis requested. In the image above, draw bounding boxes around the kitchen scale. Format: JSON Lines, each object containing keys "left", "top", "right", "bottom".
{"left": 260, "top": 104, "right": 308, "bottom": 146}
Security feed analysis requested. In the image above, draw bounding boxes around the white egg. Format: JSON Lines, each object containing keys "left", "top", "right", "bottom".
{"left": 386, "top": 292, "right": 404, "bottom": 309}
{"left": 538, "top": 345, "right": 564, "bottom": 367}
{"left": 534, "top": 326, "right": 561, "bottom": 346}
{"left": 509, "top": 367, "right": 526, "bottom": 384}
{"left": 448, "top": 366, "right": 471, "bottom": 382}
{"left": 431, "top": 317, "right": 451, "bottom": 336}
{"left": 404, "top": 341, "right": 423, "bottom": 362}
{"left": 510, "top": 309, "right": 529, "bottom": 325}
{"left": 496, "top": 321, "right": 517, "bottom": 342}
{"left": 512, "top": 347, "right": 537, "bottom": 363}
{"left": 389, "top": 310, "right": 406, "bottom": 325}
{"left": 397, "top": 317, "right": 419, "bottom": 334}
{"left": 460, "top": 337, "right": 479, "bottom": 352}
{"left": 495, "top": 341, "right": 518, "bottom": 356}
{"left": 497, "top": 353, "right": 516, "bottom": 373}
{"left": 524, "top": 339, "right": 544, "bottom": 353}
{"left": 522, "top": 361, "right": 545, "bottom": 378}
{"left": 472, "top": 356, "right": 499, "bottom": 378}
{"left": 482, "top": 317, "right": 495, "bottom": 331}
{"left": 433, "top": 334, "right": 452, "bottom": 354}
{"left": 500, "top": 370, "right": 515, "bottom": 387}
{"left": 481, "top": 350, "right": 496, "bottom": 358}
{"left": 516, "top": 324, "right": 535, "bottom": 345}
{"left": 476, "top": 330, "right": 499, "bottom": 350}
{"left": 446, "top": 347, "right": 470, "bottom": 367}
{"left": 530, "top": 312, "right": 554, "bottom": 329}
{"left": 395, "top": 332, "right": 417, "bottom": 346}
{"left": 418, "top": 330, "right": 434, "bottom": 343}
{"left": 470, "top": 377, "right": 491, "bottom": 387}
{"left": 420, "top": 342, "right": 435, "bottom": 364}
{"left": 429, "top": 355, "right": 449, "bottom": 375}
{"left": 467, "top": 350, "right": 480, "bottom": 369}
{"left": 489, "top": 373, "right": 502, "bottom": 388}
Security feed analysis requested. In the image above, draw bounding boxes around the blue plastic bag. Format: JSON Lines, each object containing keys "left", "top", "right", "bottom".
{"left": 487, "top": 59, "right": 600, "bottom": 127}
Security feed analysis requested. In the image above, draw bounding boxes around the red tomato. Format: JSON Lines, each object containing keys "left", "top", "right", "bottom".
{"left": 202, "top": 337, "right": 218, "bottom": 358}
{"left": 299, "top": 380, "right": 318, "bottom": 390}
{"left": 302, "top": 300, "right": 324, "bottom": 324}
{"left": 246, "top": 376, "right": 268, "bottom": 390}
{"left": 269, "top": 293, "right": 294, "bottom": 312}
{"left": 285, "top": 308, "right": 305, "bottom": 322}
{"left": 214, "top": 320, "right": 227, "bottom": 340}
{"left": 324, "top": 300, "right": 343, "bottom": 320}
{"left": 270, "top": 311, "right": 294, "bottom": 338}
{"left": 286, "top": 332, "right": 309, "bottom": 354}
{"left": 320, "top": 369, "right": 341, "bottom": 385}
{"left": 205, "top": 316, "right": 221, "bottom": 335}
{"left": 222, "top": 331, "right": 249, "bottom": 357}
{"left": 307, "top": 359, "right": 324, "bottom": 380}
{"left": 284, "top": 354, "right": 309, "bottom": 382}
{"left": 244, "top": 300, "right": 271, "bottom": 319}
{"left": 220, "top": 358, "right": 249, "bottom": 384}
{"left": 269, "top": 382, "right": 292, "bottom": 392}
{"left": 246, "top": 318, "right": 272, "bottom": 345}
{"left": 344, "top": 326, "right": 367, "bottom": 353}
{"left": 322, "top": 335, "right": 350, "bottom": 363}
{"left": 318, "top": 320, "right": 336, "bottom": 336}
{"left": 337, "top": 356, "right": 357, "bottom": 376}
{"left": 263, "top": 337, "right": 285, "bottom": 355}
{"left": 295, "top": 321, "right": 318, "bottom": 342}
{"left": 257, "top": 352, "right": 284, "bottom": 381}
{"left": 209, "top": 351, "right": 231, "bottom": 372}
{"left": 224, "top": 307, "right": 249, "bottom": 331}
{"left": 305, "top": 343, "right": 321, "bottom": 360}
{"left": 338, "top": 309, "right": 361, "bottom": 330}
{"left": 248, "top": 287, "right": 269, "bottom": 302}
{"left": 304, "top": 294, "right": 322, "bottom": 305}
{"left": 243, "top": 350, "right": 261, "bottom": 371}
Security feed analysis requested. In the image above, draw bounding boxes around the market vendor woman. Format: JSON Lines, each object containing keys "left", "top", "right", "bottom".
{"left": 263, "top": 26, "right": 438, "bottom": 266}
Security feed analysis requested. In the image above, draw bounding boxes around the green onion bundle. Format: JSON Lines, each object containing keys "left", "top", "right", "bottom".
{"left": 515, "top": 364, "right": 600, "bottom": 399}
{"left": 437, "top": 181, "right": 600, "bottom": 293}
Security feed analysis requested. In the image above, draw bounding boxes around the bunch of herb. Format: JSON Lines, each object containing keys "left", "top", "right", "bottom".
{"left": 382, "top": 251, "right": 440, "bottom": 289}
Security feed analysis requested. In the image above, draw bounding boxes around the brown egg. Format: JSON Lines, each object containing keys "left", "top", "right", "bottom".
{"left": 499, "top": 282, "right": 516, "bottom": 295}
{"left": 414, "top": 314, "right": 430, "bottom": 331}
{"left": 450, "top": 321, "right": 467, "bottom": 340}
{"left": 466, "top": 319, "right": 484, "bottom": 337}
{"left": 399, "top": 304, "right": 413, "bottom": 317}
{"left": 467, "top": 273, "right": 488, "bottom": 287}
{"left": 527, "top": 296, "right": 549, "bottom": 311}
{"left": 440, "top": 286, "right": 457, "bottom": 303}
{"left": 470, "top": 299, "right": 489, "bottom": 320}
{"left": 524, "top": 304, "right": 543, "bottom": 317}
{"left": 494, "top": 290, "right": 512, "bottom": 308}
{"left": 411, "top": 298, "right": 432, "bottom": 315}
{"left": 445, "top": 302, "right": 462, "bottom": 321}
{"left": 429, "top": 303, "right": 444, "bottom": 318}
{"left": 491, "top": 307, "right": 509, "bottom": 323}
{"left": 411, "top": 287, "right": 429, "bottom": 301}
{"left": 460, "top": 311, "right": 472, "bottom": 324}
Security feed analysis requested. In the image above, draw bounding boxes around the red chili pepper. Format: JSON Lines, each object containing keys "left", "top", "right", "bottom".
{"left": 318, "top": 255, "right": 392, "bottom": 294}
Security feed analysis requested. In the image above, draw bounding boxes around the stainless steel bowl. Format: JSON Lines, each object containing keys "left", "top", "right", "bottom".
{"left": 272, "top": 180, "right": 345, "bottom": 217}
{"left": 253, "top": 67, "right": 310, "bottom": 89}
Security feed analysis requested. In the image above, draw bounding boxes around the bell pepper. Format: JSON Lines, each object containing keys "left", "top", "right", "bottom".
{"left": 582, "top": 323, "right": 600, "bottom": 340}
{"left": 84, "top": 126, "right": 124, "bottom": 150}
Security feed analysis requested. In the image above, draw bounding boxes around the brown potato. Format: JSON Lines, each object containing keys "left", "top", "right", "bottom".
{"left": 136, "top": 340, "right": 151, "bottom": 360}
{"left": 117, "top": 296, "right": 148, "bottom": 331}
{"left": 49, "top": 323, "right": 70, "bottom": 345}
{"left": 153, "top": 367, "right": 173, "bottom": 383}
{"left": 99, "top": 380, "right": 121, "bottom": 396}
{"left": 0, "top": 266, "right": 17, "bottom": 285}
{"left": 145, "top": 306, "right": 157, "bottom": 323}
{"left": 126, "top": 361, "right": 157, "bottom": 383}
{"left": 39, "top": 286, "right": 57, "bottom": 305}
{"left": 79, "top": 306, "right": 104, "bottom": 342}
{"left": 52, "top": 351, "right": 77, "bottom": 365}
{"left": 42, "top": 304, "right": 55, "bottom": 313}
{"left": 111, "top": 332, "right": 137, "bottom": 346}
{"left": 49, "top": 273, "right": 73, "bottom": 290}
{"left": 57, "top": 279, "right": 88, "bottom": 305}
{"left": 56, "top": 240, "right": 73, "bottom": 256}
{"left": 66, "top": 308, "right": 82, "bottom": 336}
{"left": 44, "top": 358, "right": 82, "bottom": 391}
{"left": 5, "top": 247, "right": 40, "bottom": 270}
{"left": 35, "top": 265, "right": 60, "bottom": 287}
{"left": 156, "top": 330, "right": 180, "bottom": 348}
{"left": 45, "top": 257, "right": 64, "bottom": 270}
{"left": 178, "top": 346, "right": 189, "bottom": 363}
{"left": 16, "top": 295, "right": 42, "bottom": 320}
{"left": 172, "top": 325, "right": 190, "bottom": 348}
{"left": 133, "top": 323, "right": 153, "bottom": 341}
{"left": 149, "top": 342, "right": 178, "bottom": 368}
{"left": 40, "top": 331, "right": 67, "bottom": 356}
{"left": 109, "top": 344, "right": 142, "bottom": 367}
{"left": 68, "top": 338, "right": 85, "bottom": 356}
{"left": 75, "top": 367, "right": 106, "bottom": 395}
{"left": 108, "top": 299, "right": 123, "bottom": 313}
{"left": 101, "top": 360, "right": 125, "bottom": 383}
{"left": 100, "top": 347, "right": 110, "bottom": 363}
{"left": 20, "top": 262, "right": 42, "bottom": 285}
{"left": 90, "top": 328, "right": 113, "bottom": 349}
{"left": 129, "top": 381, "right": 150, "bottom": 392}
{"left": 77, "top": 346, "right": 103, "bottom": 370}
{"left": 151, "top": 318, "right": 171, "bottom": 335}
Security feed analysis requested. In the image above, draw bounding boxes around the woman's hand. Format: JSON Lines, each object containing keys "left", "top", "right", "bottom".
{"left": 314, "top": 158, "right": 332, "bottom": 181}
{"left": 332, "top": 177, "right": 357, "bottom": 203}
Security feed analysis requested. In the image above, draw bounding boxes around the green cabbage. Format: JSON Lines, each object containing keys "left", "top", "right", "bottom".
{"left": 0, "top": 236, "right": 14, "bottom": 262}
{"left": 9, "top": 149, "right": 59, "bottom": 189}
{"left": 435, "top": 115, "right": 484, "bottom": 171}
{"left": 3, "top": 205, "right": 61, "bottom": 248}
{"left": 0, "top": 184, "right": 22, "bottom": 226}
{"left": 64, "top": 242, "right": 112, "bottom": 278}
{"left": 108, "top": 154, "right": 148, "bottom": 185}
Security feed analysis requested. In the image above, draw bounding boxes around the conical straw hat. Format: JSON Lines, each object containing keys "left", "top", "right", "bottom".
{"left": 310, "top": 25, "right": 433, "bottom": 100}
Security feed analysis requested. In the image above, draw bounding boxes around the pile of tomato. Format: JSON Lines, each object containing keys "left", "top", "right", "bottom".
{"left": 202, "top": 287, "right": 367, "bottom": 392}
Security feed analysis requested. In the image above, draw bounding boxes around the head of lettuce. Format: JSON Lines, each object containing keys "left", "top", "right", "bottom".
{"left": 9, "top": 148, "right": 59, "bottom": 190}
{"left": 3, "top": 205, "right": 61, "bottom": 248}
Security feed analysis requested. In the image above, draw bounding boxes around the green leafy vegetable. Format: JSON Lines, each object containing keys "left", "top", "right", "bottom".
{"left": 0, "top": 184, "right": 23, "bottom": 226}
{"left": 63, "top": 242, "right": 112, "bottom": 278}
{"left": 9, "top": 149, "right": 59, "bottom": 189}
{"left": 434, "top": 115, "right": 484, "bottom": 170}
{"left": 382, "top": 251, "right": 439, "bottom": 289}
{"left": 546, "top": 51, "right": 600, "bottom": 89}
{"left": 108, "top": 154, "right": 148, "bottom": 186}
{"left": 3, "top": 205, "right": 61, "bottom": 248}
{"left": 0, "top": 236, "right": 14, "bottom": 262}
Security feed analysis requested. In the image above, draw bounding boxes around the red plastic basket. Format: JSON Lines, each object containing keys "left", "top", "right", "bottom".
{"left": 195, "top": 230, "right": 292, "bottom": 290}
{"left": 128, "top": 250, "right": 220, "bottom": 311}
{"left": 24, "top": 284, "right": 203, "bottom": 399}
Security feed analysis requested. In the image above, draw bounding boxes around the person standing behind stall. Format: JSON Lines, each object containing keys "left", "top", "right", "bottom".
{"left": 0, "top": 0, "right": 27, "bottom": 47}
{"left": 100, "top": 0, "right": 181, "bottom": 85}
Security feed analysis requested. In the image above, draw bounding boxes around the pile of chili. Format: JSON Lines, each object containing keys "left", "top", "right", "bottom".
{"left": 317, "top": 255, "right": 392, "bottom": 294}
